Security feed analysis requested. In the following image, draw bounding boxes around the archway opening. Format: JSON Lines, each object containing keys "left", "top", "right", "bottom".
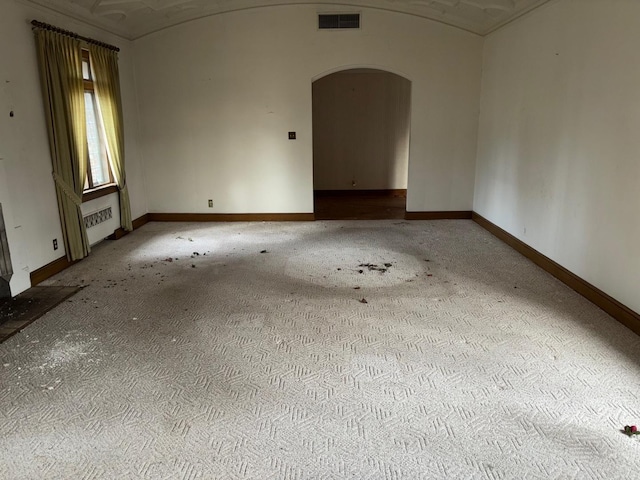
{"left": 312, "top": 68, "right": 411, "bottom": 219}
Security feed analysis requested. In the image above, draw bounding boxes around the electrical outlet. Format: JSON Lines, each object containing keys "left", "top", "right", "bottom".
{"left": 208, "top": 199, "right": 213, "bottom": 208}
{"left": 53, "top": 239, "right": 58, "bottom": 250}
{"left": 288, "top": 132, "right": 296, "bottom": 140}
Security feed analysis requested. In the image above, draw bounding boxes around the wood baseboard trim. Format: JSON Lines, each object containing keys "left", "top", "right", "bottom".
{"left": 405, "top": 211, "right": 473, "bottom": 220}
{"left": 314, "top": 189, "right": 407, "bottom": 198}
{"left": 148, "top": 213, "right": 315, "bottom": 222}
{"left": 30, "top": 256, "right": 78, "bottom": 287}
{"left": 109, "top": 213, "right": 151, "bottom": 240}
{"left": 132, "top": 213, "right": 150, "bottom": 229}
{"left": 109, "top": 228, "right": 127, "bottom": 240}
{"left": 31, "top": 213, "right": 150, "bottom": 286}
{"left": 472, "top": 212, "right": 640, "bottom": 336}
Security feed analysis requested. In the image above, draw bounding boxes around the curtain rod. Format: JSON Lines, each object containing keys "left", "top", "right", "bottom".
{"left": 31, "top": 20, "right": 120, "bottom": 52}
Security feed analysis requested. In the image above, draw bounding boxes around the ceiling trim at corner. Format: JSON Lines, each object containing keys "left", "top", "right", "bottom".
{"left": 484, "top": 0, "right": 555, "bottom": 36}
{"left": 24, "top": 0, "right": 134, "bottom": 39}
{"left": 23, "top": 0, "right": 556, "bottom": 41}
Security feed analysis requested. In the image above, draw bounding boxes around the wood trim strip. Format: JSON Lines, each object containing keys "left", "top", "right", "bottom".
{"left": 83, "top": 184, "right": 118, "bottom": 203}
{"left": 132, "top": 213, "right": 150, "bottom": 230}
{"left": 405, "top": 211, "right": 473, "bottom": 220}
{"left": 148, "top": 213, "right": 315, "bottom": 222}
{"left": 30, "top": 256, "right": 77, "bottom": 287}
{"left": 472, "top": 212, "right": 640, "bottom": 336}
{"left": 109, "top": 228, "right": 127, "bottom": 240}
{"left": 314, "top": 189, "right": 407, "bottom": 198}
{"left": 30, "top": 213, "right": 150, "bottom": 286}
{"left": 108, "top": 213, "right": 151, "bottom": 240}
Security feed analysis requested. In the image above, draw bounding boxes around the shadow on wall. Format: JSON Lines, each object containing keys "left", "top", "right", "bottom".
{"left": 0, "top": 204, "right": 13, "bottom": 298}
{"left": 312, "top": 69, "right": 411, "bottom": 192}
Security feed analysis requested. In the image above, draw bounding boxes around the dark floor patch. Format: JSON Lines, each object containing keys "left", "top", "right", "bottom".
{"left": 0, "top": 286, "right": 81, "bottom": 343}
{"left": 314, "top": 192, "right": 406, "bottom": 220}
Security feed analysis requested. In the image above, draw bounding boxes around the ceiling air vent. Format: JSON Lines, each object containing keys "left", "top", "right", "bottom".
{"left": 318, "top": 14, "right": 360, "bottom": 30}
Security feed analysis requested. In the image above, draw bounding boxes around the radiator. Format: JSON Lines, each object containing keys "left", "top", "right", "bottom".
{"left": 84, "top": 206, "right": 113, "bottom": 229}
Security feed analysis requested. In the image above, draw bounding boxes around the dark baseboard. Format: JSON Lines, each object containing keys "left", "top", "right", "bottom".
{"left": 405, "top": 211, "right": 473, "bottom": 220}
{"left": 472, "top": 212, "right": 640, "bottom": 336}
{"left": 30, "top": 256, "right": 78, "bottom": 287}
{"left": 314, "top": 189, "right": 407, "bottom": 198}
{"left": 31, "top": 213, "right": 150, "bottom": 286}
{"left": 148, "top": 213, "right": 315, "bottom": 222}
{"left": 30, "top": 208, "right": 639, "bottom": 336}
{"left": 132, "top": 213, "right": 150, "bottom": 229}
{"left": 109, "top": 228, "right": 127, "bottom": 240}
{"left": 108, "top": 213, "right": 150, "bottom": 240}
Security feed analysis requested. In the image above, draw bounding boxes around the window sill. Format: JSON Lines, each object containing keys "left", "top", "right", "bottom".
{"left": 83, "top": 184, "right": 118, "bottom": 203}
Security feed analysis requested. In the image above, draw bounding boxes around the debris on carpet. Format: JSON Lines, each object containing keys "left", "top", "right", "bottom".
{"left": 623, "top": 425, "right": 639, "bottom": 436}
{"left": 359, "top": 298, "right": 368, "bottom": 304}
{"left": 358, "top": 263, "right": 392, "bottom": 273}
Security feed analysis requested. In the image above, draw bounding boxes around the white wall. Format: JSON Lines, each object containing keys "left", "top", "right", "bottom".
{"left": 134, "top": 6, "right": 482, "bottom": 214}
{"left": 474, "top": 0, "right": 640, "bottom": 313}
{"left": 312, "top": 70, "right": 410, "bottom": 191}
{"left": 0, "top": 0, "right": 147, "bottom": 295}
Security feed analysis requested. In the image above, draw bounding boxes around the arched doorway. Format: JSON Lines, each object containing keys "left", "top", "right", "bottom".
{"left": 312, "top": 68, "right": 411, "bottom": 219}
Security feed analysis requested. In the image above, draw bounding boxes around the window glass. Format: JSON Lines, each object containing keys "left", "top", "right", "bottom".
{"left": 84, "top": 91, "right": 110, "bottom": 187}
{"left": 82, "top": 60, "right": 91, "bottom": 80}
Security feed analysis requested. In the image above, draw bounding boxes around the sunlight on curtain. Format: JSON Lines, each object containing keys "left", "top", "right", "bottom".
{"left": 33, "top": 29, "right": 90, "bottom": 261}
{"left": 89, "top": 45, "right": 133, "bottom": 232}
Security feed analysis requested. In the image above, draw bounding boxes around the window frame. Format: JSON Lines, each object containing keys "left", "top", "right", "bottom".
{"left": 81, "top": 49, "right": 116, "bottom": 202}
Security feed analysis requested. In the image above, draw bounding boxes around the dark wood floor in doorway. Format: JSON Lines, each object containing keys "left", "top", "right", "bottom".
{"left": 314, "top": 190, "right": 406, "bottom": 220}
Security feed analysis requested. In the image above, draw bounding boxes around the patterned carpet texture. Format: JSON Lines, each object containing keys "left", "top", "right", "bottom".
{"left": 1, "top": 220, "right": 639, "bottom": 479}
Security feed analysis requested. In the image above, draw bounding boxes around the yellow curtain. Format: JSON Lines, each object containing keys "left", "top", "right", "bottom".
{"left": 34, "top": 29, "right": 90, "bottom": 261}
{"left": 89, "top": 44, "right": 133, "bottom": 232}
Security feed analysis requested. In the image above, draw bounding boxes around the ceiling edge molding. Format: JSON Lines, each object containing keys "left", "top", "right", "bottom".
{"left": 22, "top": 0, "right": 134, "bottom": 40}
{"left": 20, "top": 0, "right": 559, "bottom": 42}
{"left": 131, "top": 2, "right": 484, "bottom": 40}
{"left": 484, "top": 0, "right": 557, "bottom": 36}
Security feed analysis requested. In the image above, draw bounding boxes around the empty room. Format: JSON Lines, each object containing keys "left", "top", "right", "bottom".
{"left": 1, "top": 0, "right": 639, "bottom": 478}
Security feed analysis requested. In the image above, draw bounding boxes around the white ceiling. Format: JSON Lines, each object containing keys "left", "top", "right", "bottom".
{"left": 26, "top": 0, "right": 553, "bottom": 39}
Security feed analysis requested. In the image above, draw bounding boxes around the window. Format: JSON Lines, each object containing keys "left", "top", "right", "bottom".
{"left": 82, "top": 50, "right": 113, "bottom": 191}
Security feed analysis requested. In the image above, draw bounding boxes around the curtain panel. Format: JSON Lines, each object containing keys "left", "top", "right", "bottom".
{"left": 34, "top": 29, "right": 90, "bottom": 261}
{"left": 89, "top": 45, "right": 133, "bottom": 232}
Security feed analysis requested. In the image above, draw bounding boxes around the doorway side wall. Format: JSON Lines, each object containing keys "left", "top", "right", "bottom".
{"left": 312, "top": 69, "right": 411, "bottom": 191}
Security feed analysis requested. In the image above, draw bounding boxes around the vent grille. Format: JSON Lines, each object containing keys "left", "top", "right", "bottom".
{"left": 319, "top": 14, "right": 360, "bottom": 29}
{"left": 84, "top": 207, "right": 112, "bottom": 229}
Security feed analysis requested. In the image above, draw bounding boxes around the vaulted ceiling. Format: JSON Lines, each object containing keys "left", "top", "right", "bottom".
{"left": 26, "top": 0, "right": 552, "bottom": 39}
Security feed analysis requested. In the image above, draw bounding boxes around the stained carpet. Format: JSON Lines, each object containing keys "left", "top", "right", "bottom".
{"left": 1, "top": 220, "right": 639, "bottom": 479}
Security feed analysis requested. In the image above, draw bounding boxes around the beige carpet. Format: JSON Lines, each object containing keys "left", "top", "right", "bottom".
{"left": 1, "top": 220, "right": 639, "bottom": 479}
